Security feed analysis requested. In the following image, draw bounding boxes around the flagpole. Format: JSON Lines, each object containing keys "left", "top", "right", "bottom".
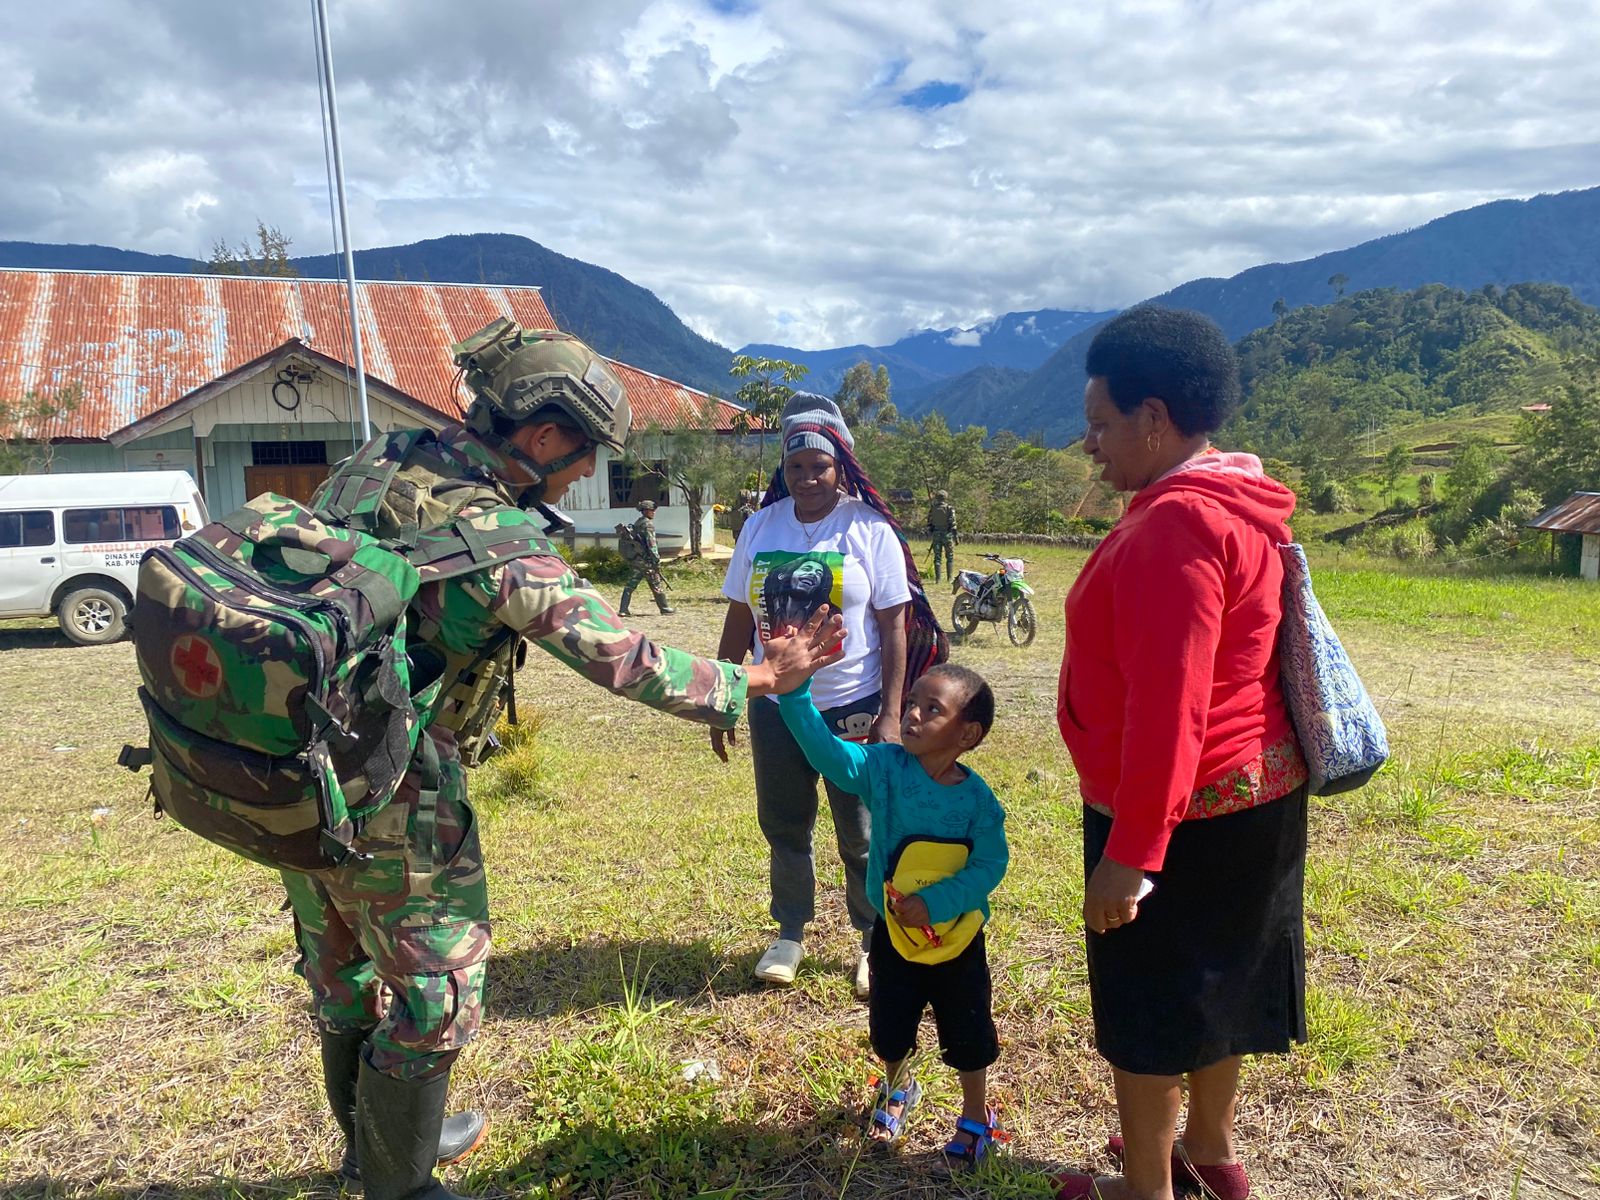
{"left": 312, "top": 0, "right": 372, "bottom": 443}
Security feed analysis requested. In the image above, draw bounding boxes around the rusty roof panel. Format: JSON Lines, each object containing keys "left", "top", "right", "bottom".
{"left": 1527, "top": 491, "right": 1600, "bottom": 535}
{"left": 0, "top": 270, "right": 554, "bottom": 439}
{"left": 0, "top": 268, "right": 747, "bottom": 439}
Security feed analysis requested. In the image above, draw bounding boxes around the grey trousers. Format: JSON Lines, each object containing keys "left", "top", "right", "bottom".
{"left": 748, "top": 694, "right": 878, "bottom": 949}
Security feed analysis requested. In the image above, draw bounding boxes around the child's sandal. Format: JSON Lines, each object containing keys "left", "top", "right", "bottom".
{"left": 943, "top": 1108, "right": 1006, "bottom": 1167}
{"left": 865, "top": 1075, "right": 922, "bottom": 1143}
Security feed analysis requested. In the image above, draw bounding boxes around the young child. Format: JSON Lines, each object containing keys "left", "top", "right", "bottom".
{"left": 775, "top": 661, "right": 1009, "bottom": 1165}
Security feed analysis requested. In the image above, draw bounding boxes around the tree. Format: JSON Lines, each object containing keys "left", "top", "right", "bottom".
{"left": 1521, "top": 358, "right": 1600, "bottom": 505}
{"left": 205, "top": 221, "right": 298, "bottom": 277}
{"left": 636, "top": 396, "right": 748, "bottom": 558}
{"left": 0, "top": 383, "right": 82, "bottom": 474}
{"left": 1272, "top": 297, "right": 1288, "bottom": 320}
{"left": 1328, "top": 272, "right": 1349, "bottom": 298}
{"left": 895, "top": 412, "right": 986, "bottom": 497}
{"left": 833, "top": 361, "right": 897, "bottom": 429}
{"left": 1438, "top": 437, "right": 1507, "bottom": 532}
{"left": 1383, "top": 442, "right": 1414, "bottom": 504}
{"left": 728, "top": 354, "right": 808, "bottom": 478}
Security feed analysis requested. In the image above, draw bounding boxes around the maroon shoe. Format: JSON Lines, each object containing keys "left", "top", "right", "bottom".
{"left": 1050, "top": 1172, "right": 1103, "bottom": 1199}
{"left": 1105, "top": 1135, "right": 1251, "bottom": 1200}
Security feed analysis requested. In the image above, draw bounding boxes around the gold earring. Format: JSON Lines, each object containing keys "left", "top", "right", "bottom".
{"left": 1146, "top": 433, "right": 1161, "bottom": 453}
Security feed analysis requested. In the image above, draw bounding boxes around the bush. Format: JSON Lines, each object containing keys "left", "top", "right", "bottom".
{"left": 574, "top": 544, "right": 632, "bottom": 584}
{"left": 1311, "top": 479, "right": 1357, "bottom": 514}
{"left": 1389, "top": 521, "right": 1437, "bottom": 561}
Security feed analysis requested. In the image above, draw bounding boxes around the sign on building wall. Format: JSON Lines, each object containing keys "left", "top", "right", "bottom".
{"left": 123, "top": 448, "right": 196, "bottom": 473}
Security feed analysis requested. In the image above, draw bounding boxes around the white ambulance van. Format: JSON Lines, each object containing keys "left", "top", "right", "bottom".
{"left": 0, "top": 471, "right": 207, "bottom": 645}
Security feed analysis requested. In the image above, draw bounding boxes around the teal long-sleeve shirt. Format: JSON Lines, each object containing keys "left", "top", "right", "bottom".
{"left": 776, "top": 683, "right": 1008, "bottom": 927}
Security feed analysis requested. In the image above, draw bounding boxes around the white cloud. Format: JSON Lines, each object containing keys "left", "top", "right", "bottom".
{"left": 0, "top": 0, "right": 1596, "bottom": 350}
{"left": 945, "top": 329, "right": 982, "bottom": 347}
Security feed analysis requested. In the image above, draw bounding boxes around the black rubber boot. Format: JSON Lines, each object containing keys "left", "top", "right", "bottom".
{"left": 320, "top": 1028, "right": 367, "bottom": 1188}
{"left": 354, "top": 1055, "right": 472, "bottom": 1200}
{"left": 618, "top": 584, "right": 636, "bottom": 616}
{"left": 330, "top": 1037, "right": 486, "bottom": 1193}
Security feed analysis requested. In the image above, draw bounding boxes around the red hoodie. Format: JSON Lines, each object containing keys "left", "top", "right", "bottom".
{"left": 1058, "top": 453, "right": 1301, "bottom": 871}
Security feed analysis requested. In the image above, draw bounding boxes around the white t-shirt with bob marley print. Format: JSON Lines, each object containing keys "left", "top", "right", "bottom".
{"left": 722, "top": 494, "right": 911, "bottom": 712}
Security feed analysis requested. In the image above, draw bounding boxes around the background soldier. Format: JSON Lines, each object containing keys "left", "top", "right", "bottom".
{"left": 926, "top": 488, "right": 959, "bottom": 582}
{"left": 618, "top": 499, "right": 674, "bottom": 615}
{"left": 285, "top": 320, "right": 840, "bottom": 1200}
{"left": 731, "top": 488, "right": 758, "bottom": 542}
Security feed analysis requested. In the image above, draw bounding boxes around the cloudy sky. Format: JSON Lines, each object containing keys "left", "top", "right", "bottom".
{"left": 2, "top": 0, "right": 1597, "bottom": 349}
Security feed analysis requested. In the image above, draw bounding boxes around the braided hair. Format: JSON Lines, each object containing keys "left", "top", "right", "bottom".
{"left": 762, "top": 425, "right": 949, "bottom": 709}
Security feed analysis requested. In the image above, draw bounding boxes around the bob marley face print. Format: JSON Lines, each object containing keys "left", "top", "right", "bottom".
{"left": 754, "top": 551, "right": 842, "bottom": 639}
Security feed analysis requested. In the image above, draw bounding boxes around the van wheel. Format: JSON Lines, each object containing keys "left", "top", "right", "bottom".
{"left": 58, "top": 587, "right": 128, "bottom": 646}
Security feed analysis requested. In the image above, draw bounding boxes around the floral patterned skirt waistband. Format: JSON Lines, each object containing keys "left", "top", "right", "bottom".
{"left": 1086, "top": 735, "right": 1308, "bottom": 824}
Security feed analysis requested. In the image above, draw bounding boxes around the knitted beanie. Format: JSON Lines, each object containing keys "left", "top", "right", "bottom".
{"left": 780, "top": 391, "right": 855, "bottom": 460}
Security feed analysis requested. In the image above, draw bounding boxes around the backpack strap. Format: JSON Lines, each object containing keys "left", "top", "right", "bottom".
{"left": 317, "top": 429, "right": 431, "bottom": 539}
{"left": 409, "top": 506, "right": 564, "bottom": 583}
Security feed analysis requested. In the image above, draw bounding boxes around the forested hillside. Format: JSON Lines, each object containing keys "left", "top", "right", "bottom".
{"left": 991, "top": 185, "right": 1600, "bottom": 444}
{"left": 1225, "top": 282, "right": 1600, "bottom": 463}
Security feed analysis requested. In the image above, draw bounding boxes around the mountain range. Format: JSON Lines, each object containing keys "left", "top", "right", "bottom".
{"left": 4, "top": 184, "right": 1598, "bottom": 444}
{"left": 740, "top": 307, "right": 1115, "bottom": 400}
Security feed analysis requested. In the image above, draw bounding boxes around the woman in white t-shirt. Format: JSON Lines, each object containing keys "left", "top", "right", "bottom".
{"left": 714, "top": 393, "right": 928, "bottom": 998}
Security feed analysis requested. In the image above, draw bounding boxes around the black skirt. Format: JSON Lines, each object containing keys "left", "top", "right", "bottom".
{"left": 1083, "top": 787, "right": 1308, "bottom": 1076}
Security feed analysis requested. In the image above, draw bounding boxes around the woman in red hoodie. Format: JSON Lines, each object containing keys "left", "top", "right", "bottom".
{"left": 1054, "top": 307, "right": 1307, "bottom": 1200}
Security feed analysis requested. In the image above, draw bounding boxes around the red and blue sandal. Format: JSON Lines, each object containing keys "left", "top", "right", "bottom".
{"left": 943, "top": 1107, "right": 1009, "bottom": 1168}
{"left": 865, "top": 1074, "right": 922, "bottom": 1144}
{"left": 1105, "top": 1134, "right": 1251, "bottom": 1200}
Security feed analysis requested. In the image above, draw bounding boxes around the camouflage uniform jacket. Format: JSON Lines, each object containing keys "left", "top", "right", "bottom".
{"left": 320, "top": 425, "right": 748, "bottom": 745}
{"left": 630, "top": 514, "right": 662, "bottom": 567}
{"left": 927, "top": 501, "right": 958, "bottom": 535}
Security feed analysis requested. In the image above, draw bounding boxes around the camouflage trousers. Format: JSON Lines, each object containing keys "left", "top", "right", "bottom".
{"left": 929, "top": 531, "right": 956, "bottom": 581}
{"left": 619, "top": 565, "right": 669, "bottom": 612}
{"left": 281, "top": 727, "right": 491, "bottom": 1081}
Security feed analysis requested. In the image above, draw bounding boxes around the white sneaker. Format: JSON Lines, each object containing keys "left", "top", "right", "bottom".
{"left": 853, "top": 951, "right": 871, "bottom": 999}
{"left": 754, "top": 937, "right": 804, "bottom": 985}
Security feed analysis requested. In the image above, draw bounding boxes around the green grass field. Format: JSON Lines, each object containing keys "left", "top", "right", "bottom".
{"left": 1, "top": 543, "right": 1596, "bottom": 1199}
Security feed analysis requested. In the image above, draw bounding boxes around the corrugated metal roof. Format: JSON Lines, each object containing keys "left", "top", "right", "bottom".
{"left": 1527, "top": 491, "right": 1600, "bottom": 534}
{"left": 0, "top": 268, "right": 746, "bottom": 438}
{"left": 609, "top": 359, "right": 749, "bottom": 431}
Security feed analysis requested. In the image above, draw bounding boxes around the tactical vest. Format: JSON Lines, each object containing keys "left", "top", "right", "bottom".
{"left": 314, "top": 429, "right": 563, "bottom": 768}
{"left": 928, "top": 502, "right": 955, "bottom": 532}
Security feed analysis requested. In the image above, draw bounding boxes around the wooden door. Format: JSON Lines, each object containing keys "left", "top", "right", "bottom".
{"left": 244, "top": 464, "right": 332, "bottom": 505}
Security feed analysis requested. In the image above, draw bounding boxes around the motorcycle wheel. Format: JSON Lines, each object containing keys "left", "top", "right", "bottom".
{"left": 1007, "top": 597, "right": 1037, "bottom": 647}
{"left": 951, "top": 593, "right": 980, "bottom": 636}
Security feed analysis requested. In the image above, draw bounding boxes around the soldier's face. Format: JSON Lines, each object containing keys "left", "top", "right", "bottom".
{"left": 512, "top": 421, "right": 598, "bottom": 500}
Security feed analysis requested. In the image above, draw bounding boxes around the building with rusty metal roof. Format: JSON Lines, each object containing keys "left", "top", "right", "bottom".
{"left": 0, "top": 268, "right": 747, "bottom": 547}
{"left": 1527, "top": 491, "right": 1600, "bottom": 580}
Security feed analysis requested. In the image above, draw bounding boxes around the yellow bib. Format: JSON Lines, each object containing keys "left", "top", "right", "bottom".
{"left": 884, "top": 836, "right": 985, "bottom": 965}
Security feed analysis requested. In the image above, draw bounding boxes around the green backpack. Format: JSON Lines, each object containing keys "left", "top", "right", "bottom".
{"left": 123, "top": 447, "right": 557, "bottom": 872}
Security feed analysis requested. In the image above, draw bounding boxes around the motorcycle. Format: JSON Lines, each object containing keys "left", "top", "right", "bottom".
{"left": 951, "top": 553, "right": 1037, "bottom": 647}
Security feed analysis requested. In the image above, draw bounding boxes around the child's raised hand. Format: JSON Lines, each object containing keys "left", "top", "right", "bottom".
{"left": 890, "top": 891, "right": 931, "bottom": 930}
{"left": 763, "top": 605, "right": 847, "bottom": 695}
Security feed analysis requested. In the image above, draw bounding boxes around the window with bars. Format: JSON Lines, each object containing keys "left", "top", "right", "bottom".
{"left": 252, "top": 441, "right": 328, "bottom": 466}
{"left": 607, "top": 460, "right": 669, "bottom": 508}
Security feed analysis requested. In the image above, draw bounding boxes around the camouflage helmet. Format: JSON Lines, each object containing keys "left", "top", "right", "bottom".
{"left": 453, "top": 318, "right": 631, "bottom": 454}
{"left": 935, "top": 489, "right": 949, "bottom": 502}
{"left": 636, "top": 499, "right": 658, "bottom": 513}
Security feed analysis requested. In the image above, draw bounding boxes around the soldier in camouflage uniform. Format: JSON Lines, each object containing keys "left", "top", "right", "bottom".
{"left": 281, "top": 320, "right": 842, "bottom": 1200}
{"left": 731, "top": 489, "right": 758, "bottom": 542}
{"left": 618, "top": 499, "right": 674, "bottom": 615}
{"left": 926, "top": 489, "right": 959, "bottom": 582}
